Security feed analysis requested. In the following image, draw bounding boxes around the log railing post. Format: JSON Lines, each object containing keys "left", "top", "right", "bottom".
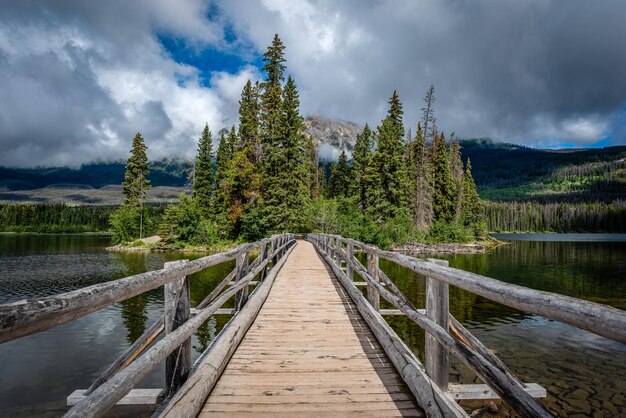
{"left": 163, "top": 260, "right": 191, "bottom": 396}
{"left": 346, "top": 243, "right": 354, "bottom": 281}
{"left": 425, "top": 258, "right": 450, "bottom": 391}
{"left": 259, "top": 242, "right": 269, "bottom": 282}
{"left": 336, "top": 237, "right": 341, "bottom": 268}
{"left": 367, "top": 253, "right": 380, "bottom": 311}
{"left": 235, "top": 251, "right": 250, "bottom": 311}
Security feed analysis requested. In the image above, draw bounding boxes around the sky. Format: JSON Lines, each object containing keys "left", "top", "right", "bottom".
{"left": 1, "top": 0, "right": 625, "bottom": 167}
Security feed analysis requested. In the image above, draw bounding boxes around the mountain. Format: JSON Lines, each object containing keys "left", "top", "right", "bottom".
{"left": 0, "top": 116, "right": 624, "bottom": 205}
{"left": 304, "top": 115, "right": 361, "bottom": 160}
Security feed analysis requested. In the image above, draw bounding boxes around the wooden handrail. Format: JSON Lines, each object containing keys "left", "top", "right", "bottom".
{"left": 308, "top": 233, "right": 626, "bottom": 345}
{"left": 0, "top": 235, "right": 290, "bottom": 344}
{"left": 64, "top": 235, "right": 295, "bottom": 418}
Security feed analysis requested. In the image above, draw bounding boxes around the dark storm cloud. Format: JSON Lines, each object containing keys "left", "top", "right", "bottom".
{"left": 0, "top": 0, "right": 625, "bottom": 167}
{"left": 222, "top": 0, "right": 626, "bottom": 146}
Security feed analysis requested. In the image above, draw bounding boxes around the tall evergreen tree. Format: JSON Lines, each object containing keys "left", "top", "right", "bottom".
{"left": 460, "top": 158, "right": 484, "bottom": 230}
{"left": 192, "top": 124, "right": 214, "bottom": 214}
{"left": 365, "top": 92, "right": 410, "bottom": 221}
{"left": 263, "top": 76, "right": 310, "bottom": 232}
{"left": 352, "top": 124, "right": 373, "bottom": 210}
{"left": 328, "top": 150, "right": 352, "bottom": 198}
{"left": 260, "top": 34, "right": 286, "bottom": 151}
{"left": 430, "top": 131, "right": 456, "bottom": 222}
{"left": 122, "top": 132, "right": 150, "bottom": 207}
{"left": 121, "top": 132, "right": 150, "bottom": 238}
{"left": 408, "top": 122, "right": 433, "bottom": 229}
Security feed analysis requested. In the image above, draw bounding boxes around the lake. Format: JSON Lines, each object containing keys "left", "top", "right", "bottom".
{"left": 0, "top": 234, "right": 624, "bottom": 416}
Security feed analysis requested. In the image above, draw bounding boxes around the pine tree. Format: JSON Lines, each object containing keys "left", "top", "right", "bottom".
{"left": 461, "top": 158, "right": 484, "bottom": 229}
{"left": 365, "top": 92, "right": 410, "bottom": 222}
{"left": 430, "top": 131, "right": 456, "bottom": 222}
{"left": 193, "top": 123, "right": 214, "bottom": 214}
{"left": 260, "top": 34, "right": 286, "bottom": 151}
{"left": 328, "top": 150, "right": 352, "bottom": 198}
{"left": 122, "top": 132, "right": 150, "bottom": 206}
{"left": 238, "top": 79, "right": 261, "bottom": 162}
{"left": 408, "top": 122, "right": 433, "bottom": 229}
{"left": 352, "top": 124, "right": 373, "bottom": 210}
{"left": 121, "top": 132, "right": 150, "bottom": 238}
{"left": 448, "top": 138, "right": 464, "bottom": 221}
{"left": 263, "top": 76, "right": 310, "bottom": 233}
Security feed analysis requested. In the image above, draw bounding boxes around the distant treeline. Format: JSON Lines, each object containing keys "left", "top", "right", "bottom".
{"left": 0, "top": 204, "right": 114, "bottom": 233}
{"left": 485, "top": 200, "right": 626, "bottom": 233}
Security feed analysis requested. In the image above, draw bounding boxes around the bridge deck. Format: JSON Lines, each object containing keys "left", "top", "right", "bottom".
{"left": 199, "top": 240, "right": 423, "bottom": 417}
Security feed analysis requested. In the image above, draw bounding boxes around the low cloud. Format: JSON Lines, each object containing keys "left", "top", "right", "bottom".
{"left": 0, "top": 0, "right": 625, "bottom": 167}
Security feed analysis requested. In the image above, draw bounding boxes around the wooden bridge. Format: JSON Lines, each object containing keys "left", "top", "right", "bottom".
{"left": 1, "top": 234, "right": 625, "bottom": 418}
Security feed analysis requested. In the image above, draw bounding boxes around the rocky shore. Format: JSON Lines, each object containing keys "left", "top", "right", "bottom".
{"left": 392, "top": 238, "right": 505, "bottom": 255}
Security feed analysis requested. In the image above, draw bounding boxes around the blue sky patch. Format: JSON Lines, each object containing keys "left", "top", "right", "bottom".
{"left": 158, "top": 34, "right": 262, "bottom": 87}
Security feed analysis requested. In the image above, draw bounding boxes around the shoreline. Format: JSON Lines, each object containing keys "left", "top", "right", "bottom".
{"left": 392, "top": 237, "right": 506, "bottom": 255}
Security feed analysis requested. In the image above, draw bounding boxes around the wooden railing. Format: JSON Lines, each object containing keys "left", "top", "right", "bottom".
{"left": 0, "top": 233, "right": 296, "bottom": 418}
{"left": 307, "top": 233, "right": 626, "bottom": 418}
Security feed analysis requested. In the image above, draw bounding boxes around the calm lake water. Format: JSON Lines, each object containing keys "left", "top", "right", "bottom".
{"left": 0, "top": 234, "right": 625, "bottom": 417}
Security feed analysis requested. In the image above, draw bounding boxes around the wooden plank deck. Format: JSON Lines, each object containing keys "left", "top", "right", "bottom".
{"left": 199, "top": 240, "right": 423, "bottom": 417}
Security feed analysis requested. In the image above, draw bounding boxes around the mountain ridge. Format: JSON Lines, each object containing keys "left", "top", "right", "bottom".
{"left": 0, "top": 115, "right": 624, "bottom": 204}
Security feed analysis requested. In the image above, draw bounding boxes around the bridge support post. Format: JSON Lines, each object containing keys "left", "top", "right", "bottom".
{"left": 163, "top": 260, "right": 191, "bottom": 396}
{"left": 235, "top": 251, "right": 250, "bottom": 311}
{"left": 367, "top": 253, "right": 380, "bottom": 311}
{"left": 346, "top": 243, "right": 353, "bottom": 281}
{"left": 336, "top": 238, "right": 342, "bottom": 268}
{"left": 425, "top": 258, "right": 449, "bottom": 391}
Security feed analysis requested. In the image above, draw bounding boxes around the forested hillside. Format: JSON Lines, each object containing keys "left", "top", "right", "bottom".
{"left": 461, "top": 139, "right": 626, "bottom": 202}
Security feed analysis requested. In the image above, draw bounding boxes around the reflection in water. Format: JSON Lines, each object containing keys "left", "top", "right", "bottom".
{"left": 120, "top": 295, "right": 149, "bottom": 344}
{"left": 195, "top": 316, "right": 217, "bottom": 353}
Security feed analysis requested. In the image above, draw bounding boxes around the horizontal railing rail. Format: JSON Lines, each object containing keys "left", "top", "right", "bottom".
{"left": 307, "top": 233, "right": 626, "bottom": 418}
{"left": 0, "top": 233, "right": 296, "bottom": 418}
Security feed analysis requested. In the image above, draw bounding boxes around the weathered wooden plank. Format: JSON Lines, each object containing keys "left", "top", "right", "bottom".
{"left": 155, "top": 242, "right": 296, "bottom": 418}
{"left": 193, "top": 241, "right": 423, "bottom": 417}
{"left": 310, "top": 238, "right": 466, "bottom": 418}
{"left": 200, "top": 400, "right": 420, "bottom": 412}
{"left": 448, "top": 383, "right": 546, "bottom": 400}
{"left": 67, "top": 389, "right": 164, "bottom": 406}
{"left": 425, "top": 258, "right": 449, "bottom": 391}
{"left": 164, "top": 260, "right": 191, "bottom": 397}
{"left": 380, "top": 309, "right": 408, "bottom": 315}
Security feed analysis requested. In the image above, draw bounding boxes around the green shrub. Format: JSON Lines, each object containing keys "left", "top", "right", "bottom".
{"left": 109, "top": 205, "right": 141, "bottom": 244}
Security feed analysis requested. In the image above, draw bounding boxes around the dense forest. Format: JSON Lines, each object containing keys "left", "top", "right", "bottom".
{"left": 107, "top": 36, "right": 483, "bottom": 249}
